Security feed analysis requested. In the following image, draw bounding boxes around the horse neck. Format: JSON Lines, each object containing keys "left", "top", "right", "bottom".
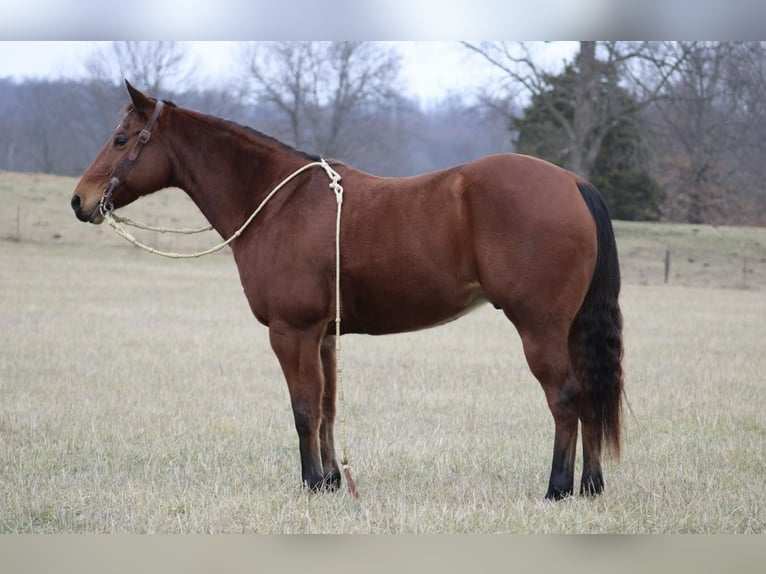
{"left": 166, "top": 110, "right": 310, "bottom": 240}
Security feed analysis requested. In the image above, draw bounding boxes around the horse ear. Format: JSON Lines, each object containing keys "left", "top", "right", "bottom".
{"left": 125, "top": 80, "right": 152, "bottom": 115}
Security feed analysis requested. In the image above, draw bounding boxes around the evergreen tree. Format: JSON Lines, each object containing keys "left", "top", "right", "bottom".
{"left": 513, "top": 65, "right": 664, "bottom": 221}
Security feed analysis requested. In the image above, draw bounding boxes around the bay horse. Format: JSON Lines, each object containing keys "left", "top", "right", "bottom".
{"left": 71, "top": 82, "right": 623, "bottom": 500}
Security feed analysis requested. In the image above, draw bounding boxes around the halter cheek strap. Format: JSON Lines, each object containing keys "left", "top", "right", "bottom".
{"left": 100, "top": 100, "right": 165, "bottom": 214}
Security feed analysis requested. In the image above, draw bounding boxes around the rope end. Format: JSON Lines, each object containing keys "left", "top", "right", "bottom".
{"left": 341, "top": 457, "right": 360, "bottom": 500}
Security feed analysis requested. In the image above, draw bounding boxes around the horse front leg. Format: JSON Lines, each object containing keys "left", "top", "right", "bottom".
{"left": 319, "top": 334, "right": 341, "bottom": 489}
{"left": 269, "top": 323, "right": 328, "bottom": 492}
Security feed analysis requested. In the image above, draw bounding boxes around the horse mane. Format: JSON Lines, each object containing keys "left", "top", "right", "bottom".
{"left": 218, "top": 117, "right": 321, "bottom": 163}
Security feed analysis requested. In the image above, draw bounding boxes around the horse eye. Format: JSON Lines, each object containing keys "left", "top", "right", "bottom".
{"left": 114, "top": 134, "right": 129, "bottom": 148}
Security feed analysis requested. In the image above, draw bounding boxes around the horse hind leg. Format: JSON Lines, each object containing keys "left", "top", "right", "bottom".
{"left": 574, "top": 348, "right": 609, "bottom": 496}
{"left": 579, "top": 411, "right": 604, "bottom": 496}
{"left": 572, "top": 309, "right": 605, "bottom": 494}
{"left": 544, "top": 371, "right": 582, "bottom": 500}
{"left": 518, "top": 323, "right": 582, "bottom": 500}
{"left": 569, "top": 308, "right": 623, "bottom": 497}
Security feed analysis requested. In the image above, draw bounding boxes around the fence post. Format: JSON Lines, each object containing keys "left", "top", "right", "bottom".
{"left": 664, "top": 247, "right": 670, "bottom": 284}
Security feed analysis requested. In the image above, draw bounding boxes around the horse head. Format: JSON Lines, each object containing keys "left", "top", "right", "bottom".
{"left": 71, "top": 81, "right": 173, "bottom": 224}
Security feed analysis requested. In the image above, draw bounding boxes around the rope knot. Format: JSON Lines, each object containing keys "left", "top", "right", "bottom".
{"left": 320, "top": 158, "right": 344, "bottom": 205}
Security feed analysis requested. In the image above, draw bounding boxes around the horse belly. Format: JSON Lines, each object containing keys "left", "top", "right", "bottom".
{"left": 341, "top": 168, "right": 485, "bottom": 335}
{"left": 343, "top": 268, "right": 487, "bottom": 335}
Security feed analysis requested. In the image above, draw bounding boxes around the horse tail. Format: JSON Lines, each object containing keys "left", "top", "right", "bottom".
{"left": 570, "top": 181, "right": 624, "bottom": 458}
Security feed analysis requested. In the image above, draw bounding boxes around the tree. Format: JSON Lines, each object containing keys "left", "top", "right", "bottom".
{"left": 80, "top": 42, "right": 196, "bottom": 168}
{"left": 589, "top": 117, "right": 664, "bottom": 221}
{"left": 462, "top": 41, "right": 690, "bottom": 180}
{"left": 646, "top": 41, "right": 766, "bottom": 224}
{"left": 84, "top": 41, "right": 193, "bottom": 96}
{"left": 513, "top": 64, "right": 664, "bottom": 220}
{"left": 238, "top": 41, "right": 401, "bottom": 161}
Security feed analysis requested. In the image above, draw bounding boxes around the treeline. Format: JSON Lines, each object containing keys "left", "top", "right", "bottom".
{"left": 2, "top": 41, "right": 765, "bottom": 225}
{"left": 0, "top": 77, "right": 511, "bottom": 182}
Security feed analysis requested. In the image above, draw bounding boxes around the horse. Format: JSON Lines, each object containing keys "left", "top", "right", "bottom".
{"left": 71, "top": 81, "right": 623, "bottom": 500}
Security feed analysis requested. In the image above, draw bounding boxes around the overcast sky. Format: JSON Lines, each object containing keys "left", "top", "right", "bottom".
{"left": 0, "top": 41, "right": 579, "bottom": 106}
{"left": 0, "top": 1, "right": 761, "bottom": 46}
{"left": 0, "top": 41, "right": 493, "bottom": 105}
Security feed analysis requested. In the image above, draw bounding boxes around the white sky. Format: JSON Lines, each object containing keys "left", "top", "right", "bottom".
{"left": 0, "top": 41, "right": 577, "bottom": 105}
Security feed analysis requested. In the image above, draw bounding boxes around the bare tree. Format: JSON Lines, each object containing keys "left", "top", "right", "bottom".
{"left": 84, "top": 41, "right": 193, "bottom": 96}
{"left": 462, "top": 41, "right": 691, "bottom": 179}
{"left": 79, "top": 41, "right": 194, "bottom": 161}
{"left": 239, "top": 41, "right": 401, "bottom": 160}
{"left": 647, "top": 41, "right": 766, "bottom": 224}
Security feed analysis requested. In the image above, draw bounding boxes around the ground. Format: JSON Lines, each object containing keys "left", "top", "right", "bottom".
{"left": 0, "top": 171, "right": 764, "bottom": 532}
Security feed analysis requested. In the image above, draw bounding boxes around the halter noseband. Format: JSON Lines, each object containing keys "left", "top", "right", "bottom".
{"left": 100, "top": 100, "right": 165, "bottom": 215}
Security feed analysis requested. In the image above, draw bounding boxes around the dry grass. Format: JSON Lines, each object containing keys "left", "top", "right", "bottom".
{"left": 0, "top": 171, "right": 764, "bottom": 532}
{"left": 0, "top": 171, "right": 211, "bottom": 250}
{"left": 615, "top": 220, "right": 766, "bottom": 289}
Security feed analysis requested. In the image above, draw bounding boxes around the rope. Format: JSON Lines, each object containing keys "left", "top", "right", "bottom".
{"left": 104, "top": 158, "right": 358, "bottom": 497}
{"left": 325, "top": 165, "right": 359, "bottom": 499}
{"left": 104, "top": 158, "right": 338, "bottom": 259}
{"left": 108, "top": 214, "right": 212, "bottom": 235}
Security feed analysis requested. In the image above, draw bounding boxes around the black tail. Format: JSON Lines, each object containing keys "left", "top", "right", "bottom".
{"left": 570, "top": 182, "right": 624, "bottom": 457}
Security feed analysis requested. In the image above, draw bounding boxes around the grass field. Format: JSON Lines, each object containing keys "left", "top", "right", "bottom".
{"left": 1, "top": 171, "right": 765, "bottom": 533}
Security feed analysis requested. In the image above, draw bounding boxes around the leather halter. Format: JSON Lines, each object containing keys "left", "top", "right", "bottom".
{"left": 100, "top": 100, "right": 165, "bottom": 215}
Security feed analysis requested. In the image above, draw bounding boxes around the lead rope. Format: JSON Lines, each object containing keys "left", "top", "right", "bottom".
{"left": 104, "top": 159, "right": 334, "bottom": 259}
{"left": 326, "top": 166, "right": 359, "bottom": 500}
{"left": 103, "top": 158, "right": 358, "bottom": 499}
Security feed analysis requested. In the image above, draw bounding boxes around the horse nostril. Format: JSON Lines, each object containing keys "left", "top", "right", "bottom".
{"left": 70, "top": 194, "right": 82, "bottom": 212}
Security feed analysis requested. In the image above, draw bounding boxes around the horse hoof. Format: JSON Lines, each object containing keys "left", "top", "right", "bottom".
{"left": 303, "top": 470, "right": 342, "bottom": 493}
{"left": 580, "top": 474, "right": 604, "bottom": 496}
{"left": 545, "top": 487, "right": 574, "bottom": 501}
{"left": 323, "top": 469, "right": 342, "bottom": 491}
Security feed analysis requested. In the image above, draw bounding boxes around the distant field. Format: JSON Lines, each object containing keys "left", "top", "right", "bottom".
{"left": 3, "top": 170, "right": 765, "bottom": 289}
{"left": 0, "top": 171, "right": 211, "bottom": 251}
{"left": 615, "top": 220, "right": 766, "bottom": 290}
{"left": 1, "top": 171, "right": 764, "bottom": 533}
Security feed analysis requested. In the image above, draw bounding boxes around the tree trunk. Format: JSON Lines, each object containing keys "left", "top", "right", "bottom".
{"left": 569, "top": 41, "right": 598, "bottom": 178}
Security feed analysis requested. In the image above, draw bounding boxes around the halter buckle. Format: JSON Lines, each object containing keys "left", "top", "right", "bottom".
{"left": 137, "top": 129, "right": 152, "bottom": 144}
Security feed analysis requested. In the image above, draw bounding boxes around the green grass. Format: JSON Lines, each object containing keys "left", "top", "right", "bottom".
{"left": 1, "top": 171, "right": 764, "bottom": 532}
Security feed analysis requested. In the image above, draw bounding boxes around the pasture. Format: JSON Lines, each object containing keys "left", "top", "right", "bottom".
{"left": 1, "top": 171, "right": 764, "bottom": 533}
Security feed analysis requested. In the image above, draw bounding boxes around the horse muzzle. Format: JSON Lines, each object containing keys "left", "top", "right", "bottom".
{"left": 70, "top": 194, "right": 104, "bottom": 224}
